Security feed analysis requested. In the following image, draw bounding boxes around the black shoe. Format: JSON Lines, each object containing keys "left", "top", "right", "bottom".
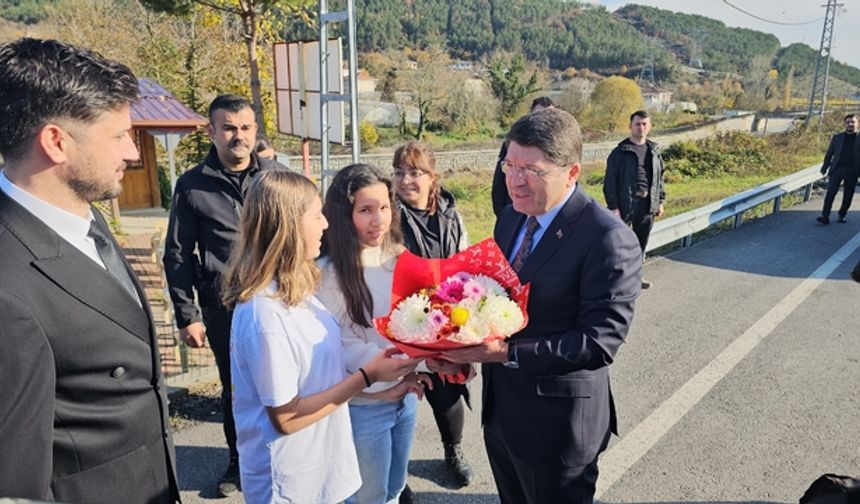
{"left": 443, "top": 442, "right": 474, "bottom": 488}
{"left": 851, "top": 269, "right": 860, "bottom": 283}
{"left": 399, "top": 484, "right": 418, "bottom": 504}
{"left": 641, "top": 279, "right": 652, "bottom": 289}
{"left": 218, "top": 457, "right": 241, "bottom": 497}
{"left": 817, "top": 215, "right": 831, "bottom": 225}
{"left": 838, "top": 215, "right": 847, "bottom": 223}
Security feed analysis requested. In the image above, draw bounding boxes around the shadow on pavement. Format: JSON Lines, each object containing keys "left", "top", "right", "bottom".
{"left": 408, "top": 458, "right": 463, "bottom": 489}
{"left": 176, "top": 445, "right": 231, "bottom": 499}
{"left": 411, "top": 492, "right": 500, "bottom": 503}
{"left": 655, "top": 209, "right": 860, "bottom": 280}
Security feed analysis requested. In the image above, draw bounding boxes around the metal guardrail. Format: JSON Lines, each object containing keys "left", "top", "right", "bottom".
{"left": 647, "top": 163, "right": 824, "bottom": 252}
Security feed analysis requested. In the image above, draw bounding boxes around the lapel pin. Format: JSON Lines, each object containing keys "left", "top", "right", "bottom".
{"left": 556, "top": 229, "right": 564, "bottom": 239}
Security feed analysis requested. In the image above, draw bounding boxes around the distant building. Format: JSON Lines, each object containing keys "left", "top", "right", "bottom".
{"left": 404, "top": 60, "right": 418, "bottom": 70}
{"left": 642, "top": 86, "right": 673, "bottom": 112}
{"left": 356, "top": 69, "right": 377, "bottom": 94}
{"left": 667, "top": 101, "right": 699, "bottom": 113}
{"left": 451, "top": 60, "right": 474, "bottom": 72}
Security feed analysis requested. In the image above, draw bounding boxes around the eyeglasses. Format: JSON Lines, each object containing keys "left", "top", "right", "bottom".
{"left": 394, "top": 168, "right": 427, "bottom": 181}
{"left": 501, "top": 161, "right": 558, "bottom": 180}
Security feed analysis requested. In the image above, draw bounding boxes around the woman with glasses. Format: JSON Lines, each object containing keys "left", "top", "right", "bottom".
{"left": 391, "top": 142, "right": 474, "bottom": 490}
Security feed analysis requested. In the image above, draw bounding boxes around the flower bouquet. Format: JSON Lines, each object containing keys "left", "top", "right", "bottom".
{"left": 374, "top": 238, "right": 530, "bottom": 383}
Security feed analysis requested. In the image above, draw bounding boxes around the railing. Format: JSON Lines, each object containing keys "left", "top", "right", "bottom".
{"left": 647, "top": 164, "right": 824, "bottom": 252}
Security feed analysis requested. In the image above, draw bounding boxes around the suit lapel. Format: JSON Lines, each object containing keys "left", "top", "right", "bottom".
{"left": 517, "top": 186, "right": 589, "bottom": 282}
{"left": 496, "top": 211, "right": 526, "bottom": 257}
{"left": 0, "top": 192, "right": 152, "bottom": 344}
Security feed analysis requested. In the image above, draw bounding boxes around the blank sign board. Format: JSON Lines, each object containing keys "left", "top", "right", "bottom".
{"left": 274, "top": 39, "right": 345, "bottom": 144}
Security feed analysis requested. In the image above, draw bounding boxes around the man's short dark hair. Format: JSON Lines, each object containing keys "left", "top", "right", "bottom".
{"left": 530, "top": 96, "right": 554, "bottom": 111}
{"left": 208, "top": 94, "right": 253, "bottom": 122}
{"left": 0, "top": 38, "right": 138, "bottom": 163}
{"left": 630, "top": 110, "right": 650, "bottom": 123}
{"left": 844, "top": 114, "right": 858, "bottom": 122}
{"left": 507, "top": 108, "right": 582, "bottom": 167}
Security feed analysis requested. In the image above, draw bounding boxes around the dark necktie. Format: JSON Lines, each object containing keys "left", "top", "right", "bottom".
{"left": 511, "top": 216, "right": 540, "bottom": 273}
{"left": 88, "top": 220, "right": 140, "bottom": 303}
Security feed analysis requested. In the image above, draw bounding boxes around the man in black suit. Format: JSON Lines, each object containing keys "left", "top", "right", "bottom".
{"left": 442, "top": 108, "right": 642, "bottom": 503}
{"left": 0, "top": 39, "right": 178, "bottom": 503}
{"left": 817, "top": 114, "right": 859, "bottom": 224}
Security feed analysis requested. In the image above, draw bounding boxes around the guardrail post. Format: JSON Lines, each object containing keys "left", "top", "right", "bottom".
{"left": 804, "top": 184, "right": 812, "bottom": 202}
{"left": 733, "top": 214, "right": 742, "bottom": 229}
{"left": 682, "top": 235, "right": 693, "bottom": 247}
{"left": 773, "top": 195, "right": 782, "bottom": 214}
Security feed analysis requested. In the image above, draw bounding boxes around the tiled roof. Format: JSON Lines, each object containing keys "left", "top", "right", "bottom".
{"left": 131, "top": 79, "right": 207, "bottom": 130}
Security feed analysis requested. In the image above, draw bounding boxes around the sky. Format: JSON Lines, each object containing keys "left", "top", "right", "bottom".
{"left": 591, "top": 0, "right": 860, "bottom": 70}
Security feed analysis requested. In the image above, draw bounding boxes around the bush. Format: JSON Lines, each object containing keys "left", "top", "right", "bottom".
{"left": 663, "top": 131, "right": 769, "bottom": 179}
{"left": 359, "top": 121, "right": 379, "bottom": 150}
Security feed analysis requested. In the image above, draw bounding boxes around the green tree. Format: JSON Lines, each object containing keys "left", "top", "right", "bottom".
{"left": 487, "top": 53, "right": 541, "bottom": 126}
{"left": 139, "top": 0, "right": 313, "bottom": 130}
{"left": 582, "top": 76, "right": 644, "bottom": 133}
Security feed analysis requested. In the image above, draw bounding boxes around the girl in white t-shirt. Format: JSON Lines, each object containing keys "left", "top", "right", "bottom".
{"left": 221, "top": 171, "right": 425, "bottom": 504}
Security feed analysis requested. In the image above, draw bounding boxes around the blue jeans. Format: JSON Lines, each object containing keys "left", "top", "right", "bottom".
{"left": 346, "top": 394, "right": 418, "bottom": 504}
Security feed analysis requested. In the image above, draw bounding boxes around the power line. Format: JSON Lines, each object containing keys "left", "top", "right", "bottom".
{"left": 721, "top": 0, "right": 823, "bottom": 26}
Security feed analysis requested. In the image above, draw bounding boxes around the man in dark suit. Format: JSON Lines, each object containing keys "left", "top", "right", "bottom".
{"left": 817, "top": 114, "right": 859, "bottom": 224}
{"left": 0, "top": 38, "right": 178, "bottom": 503}
{"left": 442, "top": 108, "right": 642, "bottom": 503}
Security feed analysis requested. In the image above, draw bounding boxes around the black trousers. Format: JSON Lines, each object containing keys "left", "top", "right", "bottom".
{"left": 484, "top": 417, "right": 600, "bottom": 504}
{"left": 201, "top": 304, "right": 238, "bottom": 460}
{"left": 822, "top": 167, "right": 858, "bottom": 218}
{"left": 626, "top": 197, "right": 655, "bottom": 253}
{"left": 423, "top": 373, "right": 468, "bottom": 445}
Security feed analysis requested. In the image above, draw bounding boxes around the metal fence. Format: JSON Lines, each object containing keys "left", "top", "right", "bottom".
{"left": 647, "top": 164, "right": 824, "bottom": 252}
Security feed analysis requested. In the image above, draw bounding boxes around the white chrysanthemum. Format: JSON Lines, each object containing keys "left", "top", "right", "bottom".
{"left": 389, "top": 294, "right": 437, "bottom": 343}
{"left": 450, "top": 317, "right": 490, "bottom": 344}
{"left": 481, "top": 295, "right": 525, "bottom": 337}
{"left": 470, "top": 274, "right": 505, "bottom": 296}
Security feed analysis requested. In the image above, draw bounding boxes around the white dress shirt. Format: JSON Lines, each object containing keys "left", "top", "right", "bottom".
{"left": 0, "top": 170, "right": 106, "bottom": 269}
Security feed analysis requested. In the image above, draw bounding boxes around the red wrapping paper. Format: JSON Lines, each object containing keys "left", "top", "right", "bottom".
{"left": 374, "top": 238, "right": 530, "bottom": 383}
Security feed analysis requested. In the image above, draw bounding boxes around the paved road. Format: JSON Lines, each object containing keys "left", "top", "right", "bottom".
{"left": 174, "top": 194, "right": 860, "bottom": 503}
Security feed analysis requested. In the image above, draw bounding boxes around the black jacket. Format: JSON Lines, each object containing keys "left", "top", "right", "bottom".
{"left": 821, "top": 132, "right": 860, "bottom": 175}
{"left": 603, "top": 139, "right": 666, "bottom": 220}
{"left": 163, "top": 147, "right": 289, "bottom": 328}
{"left": 398, "top": 187, "right": 469, "bottom": 259}
{"left": 491, "top": 141, "right": 511, "bottom": 217}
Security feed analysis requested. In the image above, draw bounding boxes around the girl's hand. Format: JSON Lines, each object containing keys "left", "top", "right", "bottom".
{"left": 364, "top": 347, "right": 422, "bottom": 383}
{"left": 374, "top": 373, "right": 434, "bottom": 401}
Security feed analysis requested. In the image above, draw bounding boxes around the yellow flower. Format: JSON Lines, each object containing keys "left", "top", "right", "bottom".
{"left": 450, "top": 306, "right": 470, "bottom": 326}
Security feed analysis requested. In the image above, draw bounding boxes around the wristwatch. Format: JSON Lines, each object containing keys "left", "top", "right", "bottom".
{"left": 503, "top": 339, "right": 519, "bottom": 369}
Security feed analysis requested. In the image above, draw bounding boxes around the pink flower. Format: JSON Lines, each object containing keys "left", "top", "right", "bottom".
{"left": 462, "top": 279, "right": 485, "bottom": 300}
{"left": 436, "top": 279, "right": 465, "bottom": 303}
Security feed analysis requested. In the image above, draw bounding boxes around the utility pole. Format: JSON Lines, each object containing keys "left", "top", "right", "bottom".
{"left": 639, "top": 39, "right": 656, "bottom": 89}
{"left": 805, "top": 0, "right": 842, "bottom": 127}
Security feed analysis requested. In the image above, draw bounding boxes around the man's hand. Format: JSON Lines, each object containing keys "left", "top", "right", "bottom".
{"left": 180, "top": 322, "right": 207, "bottom": 348}
{"left": 440, "top": 339, "right": 509, "bottom": 364}
{"left": 820, "top": 167, "right": 828, "bottom": 176}
{"left": 611, "top": 209, "right": 622, "bottom": 218}
{"left": 656, "top": 203, "right": 665, "bottom": 218}
{"left": 426, "top": 357, "right": 466, "bottom": 375}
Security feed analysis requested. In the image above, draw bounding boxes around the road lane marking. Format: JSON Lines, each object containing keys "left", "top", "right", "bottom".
{"left": 596, "top": 230, "right": 860, "bottom": 498}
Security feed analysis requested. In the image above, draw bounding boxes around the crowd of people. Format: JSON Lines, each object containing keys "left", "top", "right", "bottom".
{"left": 0, "top": 37, "right": 857, "bottom": 504}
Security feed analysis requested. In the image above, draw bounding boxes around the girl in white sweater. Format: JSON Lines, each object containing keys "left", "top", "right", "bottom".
{"left": 317, "top": 164, "right": 432, "bottom": 504}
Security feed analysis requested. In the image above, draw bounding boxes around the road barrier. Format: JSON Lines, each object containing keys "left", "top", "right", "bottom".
{"left": 647, "top": 164, "right": 824, "bottom": 252}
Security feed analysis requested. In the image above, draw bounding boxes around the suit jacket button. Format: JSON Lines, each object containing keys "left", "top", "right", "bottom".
{"left": 111, "top": 366, "right": 126, "bottom": 378}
